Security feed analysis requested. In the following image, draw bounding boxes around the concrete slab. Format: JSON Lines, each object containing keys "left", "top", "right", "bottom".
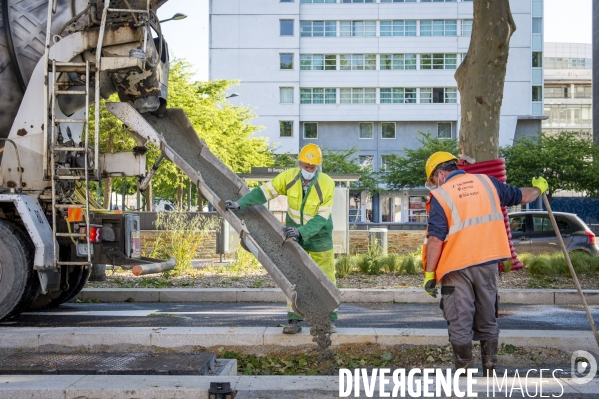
{"left": 555, "top": 290, "right": 599, "bottom": 305}
{"left": 561, "top": 378, "right": 599, "bottom": 394}
{"left": 0, "top": 375, "right": 86, "bottom": 399}
{"left": 263, "top": 327, "right": 316, "bottom": 347}
{"left": 237, "top": 288, "right": 286, "bottom": 302}
{"left": 65, "top": 375, "right": 240, "bottom": 399}
{"left": 500, "top": 289, "right": 555, "bottom": 305}
{"left": 499, "top": 330, "right": 597, "bottom": 352}
{"left": 342, "top": 289, "right": 395, "bottom": 303}
{"left": 0, "top": 327, "right": 53, "bottom": 350}
{"left": 151, "top": 327, "right": 267, "bottom": 348}
{"left": 38, "top": 327, "right": 153, "bottom": 350}
{"left": 375, "top": 328, "right": 450, "bottom": 347}
{"left": 234, "top": 375, "right": 337, "bottom": 391}
{"left": 218, "top": 358, "right": 238, "bottom": 376}
{"left": 159, "top": 288, "right": 237, "bottom": 302}
{"left": 79, "top": 288, "right": 159, "bottom": 302}
{"left": 332, "top": 328, "right": 377, "bottom": 347}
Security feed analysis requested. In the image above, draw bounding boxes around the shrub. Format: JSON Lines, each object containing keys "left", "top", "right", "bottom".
{"left": 151, "top": 211, "right": 219, "bottom": 277}
{"left": 335, "top": 255, "right": 353, "bottom": 278}
{"left": 369, "top": 258, "right": 385, "bottom": 275}
{"left": 381, "top": 253, "right": 401, "bottom": 273}
{"left": 527, "top": 254, "right": 558, "bottom": 277}
{"left": 399, "top": 256, "right": 417, "bottom": 275}
{"left": 356, "top": 253, "right": 374, "bottom": 274}
{"left": 230, "top": 246, "right": 263, "bottom": 274}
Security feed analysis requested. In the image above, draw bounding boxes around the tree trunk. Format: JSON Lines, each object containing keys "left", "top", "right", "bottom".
{"left": 455, "top": 0, "right": 516, "bottom": 162}
{"left": 177, "top": 174, "right": 183, "bottom": 211}
{"left": 145, "top": 178, "right": 153, "bottom": 211}
{"left": 102, "top": 131, "right": 114, "bottom": 209}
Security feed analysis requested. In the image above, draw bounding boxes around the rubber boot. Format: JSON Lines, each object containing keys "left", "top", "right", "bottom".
{"left": 452, "top": 343, "right": 473, "bottom": 371}
{"left": 282, "top": 320, "right": 302, "bottom": 334}
{"left": 480, "top": 339, "right": 498, "bottom": 377}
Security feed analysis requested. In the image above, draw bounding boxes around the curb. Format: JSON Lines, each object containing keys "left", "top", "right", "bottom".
{"left": 77, "top": 288, "right": 599, "bottom": 305}
{"left": 0, "top": 327, "right": 596, "bottom": 354}
{"left": 1, "top": 375, "right": 597, "bottom": 398}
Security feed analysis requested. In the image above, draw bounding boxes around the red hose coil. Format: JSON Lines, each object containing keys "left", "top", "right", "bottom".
{"left": 458, "top": 158, "right": 523, "bottom": 271}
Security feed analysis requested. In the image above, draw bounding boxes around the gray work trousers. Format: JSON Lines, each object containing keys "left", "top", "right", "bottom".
{"left": 440, "top": 263, "right": 499, "bottom": 346}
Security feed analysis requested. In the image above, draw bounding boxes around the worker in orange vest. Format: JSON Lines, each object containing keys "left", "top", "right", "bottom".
{"left": 422, "top": 151, "right": 548, "bottom": 376}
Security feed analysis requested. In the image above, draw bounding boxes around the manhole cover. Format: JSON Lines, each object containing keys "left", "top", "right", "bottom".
{"left": 0, "top": 352, "right": 215, "bottom": 375}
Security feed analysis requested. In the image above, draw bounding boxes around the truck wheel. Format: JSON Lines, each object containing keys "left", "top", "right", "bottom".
{"left": 57, "top": 265, "right": 90, "bottom": 304}
{"left": 0, "top": 219, "right": 36, "bottom": 320}
{"left": 29, "top": 265, "right": 84, "bottom": 309}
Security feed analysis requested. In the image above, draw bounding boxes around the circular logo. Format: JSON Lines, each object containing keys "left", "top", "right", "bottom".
{"left": 571, "top": 350, "right": 597, "bottom": 384}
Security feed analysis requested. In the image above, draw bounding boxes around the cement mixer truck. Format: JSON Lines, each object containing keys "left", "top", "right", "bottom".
{"left": 0, "top": 0, "right": 340, "bottom": 322}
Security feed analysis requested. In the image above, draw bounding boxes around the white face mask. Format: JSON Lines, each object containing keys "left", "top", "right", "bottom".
{"left": 301, "top": 168, "right": 316, "bottom": 180}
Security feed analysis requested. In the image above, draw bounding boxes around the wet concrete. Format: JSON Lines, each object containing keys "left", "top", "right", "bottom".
{"left": 144, "top": 111, "right": 335, "bottom": 361}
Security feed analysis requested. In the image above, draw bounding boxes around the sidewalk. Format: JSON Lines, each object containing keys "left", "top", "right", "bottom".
{"left": 77, "top": 288, "right": 599, "bottom": 305}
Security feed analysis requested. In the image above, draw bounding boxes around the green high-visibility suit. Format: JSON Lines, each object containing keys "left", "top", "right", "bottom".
{"left": 237, "top": 168, "right": 337, "bottom": 321}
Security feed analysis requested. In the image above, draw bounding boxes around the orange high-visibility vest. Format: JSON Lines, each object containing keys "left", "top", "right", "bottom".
{"left": 422, "top": 173, "right": 511, "bottom": 282}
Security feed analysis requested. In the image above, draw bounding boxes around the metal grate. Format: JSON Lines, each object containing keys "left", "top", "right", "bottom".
{"left": 0, "top": 352, "right": 215, "bottom": 375}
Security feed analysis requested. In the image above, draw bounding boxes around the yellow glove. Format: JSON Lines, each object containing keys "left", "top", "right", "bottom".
{"left": 423, "top": 271, "right": 437, "bottom": 298}
{"left": 532, "top": 177, "right": 548, "bottom": 194}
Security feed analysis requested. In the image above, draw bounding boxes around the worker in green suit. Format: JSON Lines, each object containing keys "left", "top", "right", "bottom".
{"left": 225, "top": 144, "right": 336, "bottom": 334}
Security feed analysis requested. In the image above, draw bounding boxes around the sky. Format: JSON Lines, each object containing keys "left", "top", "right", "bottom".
{"left": 157, "top": 0, "right": 593, "bottom": 82}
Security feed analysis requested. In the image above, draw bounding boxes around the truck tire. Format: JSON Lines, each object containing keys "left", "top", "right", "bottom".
{"left": 0, "top": 219, "right": 36, "bottom": 320}
{"left": 57, "top": 264, "right": 90, "bottom": 305}
{"left": 29, "top": 265, "right": 85, "bottom": 309}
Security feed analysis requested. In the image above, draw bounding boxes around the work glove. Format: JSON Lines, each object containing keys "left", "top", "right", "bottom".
{"left": 283, "top": 226, "right": 301, "bottom": 239}
{"left": 532, "top": 177, "right": 548, "bottom": 194}
{"left": 423, "top": 271, "right": 438, "bottom": 298}
{"left": 225, "top": 200, "right": 240, "bottom": 211}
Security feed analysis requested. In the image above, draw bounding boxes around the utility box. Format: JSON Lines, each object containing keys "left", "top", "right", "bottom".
{"left": 125, "top": 214, "right": 141, "bottom": 259}
{"left": 369, "top": 228, "right": 388, "bottom": 256}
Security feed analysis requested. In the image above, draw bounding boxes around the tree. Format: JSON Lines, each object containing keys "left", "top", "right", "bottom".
{"left": 500, "top": 132, "right": 599, "bottom": 203}
{"left": 151, "top": 59, "right": 273, "bottom": 205}
{"left": 379, "top": 132, "right": 459, "bottom": 190}
{"left": 321, "top": 147, "right": 380, "bottom": 195}
{"left": 455, "top": 0, "right": 516, "bottom": 162}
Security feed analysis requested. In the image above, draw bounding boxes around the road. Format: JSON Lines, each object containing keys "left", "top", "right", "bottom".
{"left": 1, "top": 302, "right": 598, "bottom": 331}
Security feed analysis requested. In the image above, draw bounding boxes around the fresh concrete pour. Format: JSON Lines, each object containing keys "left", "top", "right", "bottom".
{"left": 144, "top": 111, "right": 336, "bottom": 365}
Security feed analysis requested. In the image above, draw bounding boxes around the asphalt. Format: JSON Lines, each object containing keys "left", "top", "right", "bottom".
{"left": 6, "top": 301, "right": 599, "bottom": 331}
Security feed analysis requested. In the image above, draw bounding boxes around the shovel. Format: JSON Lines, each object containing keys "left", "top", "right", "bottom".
{"left": 542, "top": 193, "right": 599, "bottom": 347}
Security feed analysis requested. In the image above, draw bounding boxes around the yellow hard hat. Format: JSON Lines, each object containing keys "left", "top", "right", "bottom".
{"left": 425, "top": 151, "right": 459, "bottom": 180}
{"left": 298, "top": 143, "right": 322, "bottom": 165}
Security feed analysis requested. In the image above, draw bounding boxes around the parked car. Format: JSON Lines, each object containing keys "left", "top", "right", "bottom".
{"left": 508, "top": 211, "right": 599, "bottom": 256}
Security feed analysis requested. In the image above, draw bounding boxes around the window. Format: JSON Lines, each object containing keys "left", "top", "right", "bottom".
{"left": 380, "top": 0, "right": 417, "bottom": 2}
{"left": 574, "top": 86, "right": 592, "bottom": 99}
{"left": 420, "top": 54, "right": 457, "bottom": 70}
{"left": 340, "top": 54, "right": 376, "bottom": 70}
{"left": 438, "top": 122, "right": 452, "bottom": 139}
{"left": 300, "top": 21, "right": 337, "bottom": 37}
{"left": 300, "top": 54, "right": 337, "bottom": 70}
{"left": 280, "top": 87, "right": 294, "bottom": 103}
{"left": 532, "top": 86, "right": 542, "bottom": 102}
{"left": 280, "top": 121, "right": 293, "bottom": 137}
{"left": 461, "top": 19, "right": 472, "bottom": 36}
{"left": 280, "top": 20, "right": 294, "bottom": 36}
{"left": 380, "top": 88, "right": 416, "bottom": 104}
{"left": 281, "top": 0, "right": 294, "bottom": 2}
{"left": 341, "top": 0, "right": 375, "bottom": 2}
{"left": 532, "top": 52, "right": 542, "bottom": 68}
{"left": 545, "top": 86, "right": 569, "bottom": 99}
{"left": 380, "top": 155, "right": 392, "bottom": 171}
{"left": 420, "top": 0, "right": 457, "bottom": 2}
{"left": 358, "top": 155, "right": 373, "bottom": 167}
{"left": 300, "top": 88, "right": 337, "bottom": 104}
{"left": 340, "top": 88, "right": 376, "bottom": 104}
{"left": 381, "top": 123, "right": 395, "bottom": 139}
{"left": 359, "top": 123, "right": 373, "bottom": 139}
{"left": 420, "top": 20, "right": 457, "bottom": 36}
{"left": 303, "top": 123, "right": 318, "bottom": 139}
{"left": 280, "top": 53, "right": 294, "bottom": 69}
{"left": 340, "top": 21, "right": 376, "bottom": 37}
{"left": 421, "top": 88, "right": 457, "bottom": 104}
{"left": 380, "top": 54, "right": 417, "bottom": 70}
{"left": 532, "top": 17, "right": 542, "bottom": 34}
{"left": 380, "top": 20, "right": 417, "bottom": 36}
{"left": 301, "top": 0, "right": 336, "bottom": 3}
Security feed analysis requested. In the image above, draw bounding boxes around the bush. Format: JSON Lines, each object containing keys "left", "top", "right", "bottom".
{"left": 356, "top": 253, "right": 374, "bottom": 274}
{"left": 381, "top": 253, "right": 401, "bottom": 273}
{"left": 335, "top": 255, "right": 353, "bottom": 278}
{"left": 151, "top": 211, "right": 219, "bottom": 277}
{"left": 527, "top": 254, "right": 557, "bottom": 277}
{"left": 230, "top": 246, "right": 263, "bottom": 274}
{"left": 399, "top": 256, "right": 417, "bottom": 275}
{"left": 369, "top": 258, "right": 385, "bottom": 275}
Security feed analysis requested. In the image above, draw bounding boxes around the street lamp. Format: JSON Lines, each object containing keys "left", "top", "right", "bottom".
{"left": 226, "top": 93, "right": 240, "bottom": 99}
{"left": 159, "top": 13, "right": 188, "bottom": 23}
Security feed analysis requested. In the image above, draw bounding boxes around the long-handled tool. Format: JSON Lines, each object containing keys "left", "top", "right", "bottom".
{"left": 542, "top": 193, "right": 599, "bottom": 347}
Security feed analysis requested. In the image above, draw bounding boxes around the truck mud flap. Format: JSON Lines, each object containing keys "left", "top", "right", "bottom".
{"left": 106, "top": 103, "right": 341, "bottom": 316}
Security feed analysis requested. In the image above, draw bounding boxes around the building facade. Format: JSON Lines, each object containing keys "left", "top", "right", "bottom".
{"left": 543, "top": 42, "right": 592, "bottom": 138}
{"left": 210, "top": 0, "right": 544, "bottom": 224}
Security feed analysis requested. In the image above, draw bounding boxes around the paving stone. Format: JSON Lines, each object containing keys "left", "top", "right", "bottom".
{"left": 341, "top": 289, "right": 394, "bottom": 303}
{"left": 38, "top": 327, "right": 153, "bottom": 350}
{"left": 331, "top": 328, "right": 376, "bottom": 347}
{"left": 393, "top": 289, "right": 440, "bottom": 304}
{"left": 499, "top": 330, "right": 596, "bottom": 352}
{"left": 555, "top": 290, "right": 599, "bottom": 305}
{"left": 375, "top": 328, "right": 450, "bottom": 347}
{"left": 263, "top": 327, "right": 316, "bottom": 347}
{"left": 499, "top": 289, "right": 555, "bottom": 304}
{"left": 151, "top": 327, "right": 266, "bottom": 348}
{"left": 159, "top": 288, "right": 237, "bottom": 302}
{"left": 0, "top": 375, "right": 85, "bottom": 399}
{"left": 0, "top": 327, "right": 52, "bottom": 350}
{"left": 237, "top": 289, "right": 286, "bottom": 302}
